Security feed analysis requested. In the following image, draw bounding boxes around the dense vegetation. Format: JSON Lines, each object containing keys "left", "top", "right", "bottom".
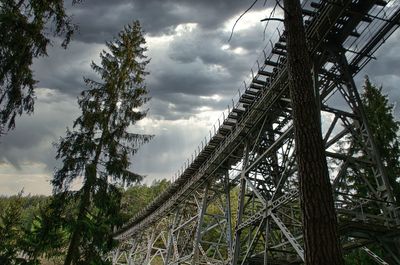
{"left": 0, "top": 180, "right": 169, "bottom": 264}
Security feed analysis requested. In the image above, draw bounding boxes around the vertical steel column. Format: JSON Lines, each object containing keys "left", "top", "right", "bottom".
{"left": 232, "top": 142, "right": 250, "bottom": 265}
{"left": 144, "top": 231, "right": 155, "bottom": 264}
{"left": 112, "top": 248, "right": 120, "bottom": 265}
{"left": 224, "top": 170, "right": 234, "bottom": 260}
{"left": 263, "top": 218, "right": 270, "bottom": 265}
{"left": 127, "top": 239, "right": 137, "bottom": 265}
{"left": 191, "top": 182, "right": 210, "bottom": 265}
{"left": 336, "top": 48, "right": 395, "bottom": 206}
{"left": 164, "top": 209, "right": 181, "bottom": 265}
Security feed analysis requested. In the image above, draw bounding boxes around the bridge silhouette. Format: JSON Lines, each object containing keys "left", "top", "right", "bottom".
{"left": 110, "top": 1, "right": 400, "bottom": 264}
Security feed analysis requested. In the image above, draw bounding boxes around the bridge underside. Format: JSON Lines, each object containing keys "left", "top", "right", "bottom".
{"left": 111, "top": 0, "right": 400, "bottom": 264}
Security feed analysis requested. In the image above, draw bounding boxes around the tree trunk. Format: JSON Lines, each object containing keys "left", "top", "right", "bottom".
{"left": 282, "top": 0, "right": 343, "bottom": 264}
{"left": 64, "top": 164, "right": 96, "bottom": 265}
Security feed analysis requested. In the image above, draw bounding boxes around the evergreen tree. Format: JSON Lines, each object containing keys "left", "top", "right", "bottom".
{"left": 0, "top": 193, "right": 71, "bottom": 264}
{"left": 337, "top": 77, "right": 400, "bottom": 201}
{"left": 0, "top": 193, "right": 25, "bottom": 265}
{"left": 0, "top": 0, "right": 77, "bottom": 134}
{"left": 52, "top": 21, "right": 152, "bottom": 265}
{"left": 338, "top": 77, "right": 400, "bottom": 264}
{"left": 361, "top": 76, "right": 400, "bottom": 201}
{"left": 21, "top": 194, "right": 73, "bottom": 263}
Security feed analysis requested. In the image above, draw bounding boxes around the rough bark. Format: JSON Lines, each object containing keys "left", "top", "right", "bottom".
{"left": 282, "top": 0, "right": 344, "bottom": 264}
{"left": 64, "top": 164, "right": 96, "bottom": 265}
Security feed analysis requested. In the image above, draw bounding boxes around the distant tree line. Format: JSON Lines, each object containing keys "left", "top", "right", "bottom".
{"left": 0, "top": 180, "right": 170, "bottom": 264}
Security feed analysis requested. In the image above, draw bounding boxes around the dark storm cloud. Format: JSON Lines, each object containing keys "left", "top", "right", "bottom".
{"left": 33, "top": 4, "right": 270, "bottom": 116}
{"left": 361, "top": 30, "right": 400, "bottom": 76}
{"left": 227, "top": 21, "right": 283, "bottom": 51}
{"left": 357, "top": 29, "right": 400, "bottom": 116}
{"left": 143, "top": 20, "right": 273, "bottom": 118}
{"left": 147, "top": 94, "right": 228, "bottom": 121}
{"left": 32, "top": 40, "right": 104, "bottom": 98}
{"left": 29, "top": 0, "right": 278, "bottom": 122}
{"left": 167, "top": 29, "right": 232, "bottom": 65}
{"left": 146, "top": 58, "right": 244, "bottom": 118}
{"left": 0, "top": 90, "right": 79, "bottom": 171}
{"left": 69, "top": 0, "right": 272, "bottom": 44}
{"left": 152, "top": 69, "right": 227, "bottom": 96}
{"left": 167, "top": 27, "right": 269, "bottom": 66}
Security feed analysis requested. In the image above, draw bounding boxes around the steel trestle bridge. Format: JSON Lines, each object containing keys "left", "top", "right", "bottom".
{"left": 110, "top": 0, "right": 400, "bottom": 264}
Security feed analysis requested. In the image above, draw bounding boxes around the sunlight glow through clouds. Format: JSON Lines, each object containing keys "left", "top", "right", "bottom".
{"left": 224, "top": 9, "right": 272, "bottom": 32}
{"left": 146, "top": 23, "right": 197, "bottom": 46}
{"left": 175, "top": 23, "right": 198, "bottom": 36}
{"left": 224, "top": 8, "right": 280, "bottom": 32}
{"left": 132, "top": 114, "right": 221, "bottom": 182}
{"left": 200, "top": 94, "right": 223, "bottom": 102}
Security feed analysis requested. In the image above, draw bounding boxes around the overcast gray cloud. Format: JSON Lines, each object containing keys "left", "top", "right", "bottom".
{"left": 33, "top": 41, "right": 104, "bottom": 98}
{"left": 0, "top": 89, "right": 78, "bottom": 169}
{"left": 357, "top": 29, "right": 400, "bottom": 116}
{"left": 68, "top": 0, "right": 273, "bottom": 43}
{"left": 0, "top": 89, "right": 79, "bottom": 195}
{"left": 0, "top": 1, "right": 399, "bottom": 195}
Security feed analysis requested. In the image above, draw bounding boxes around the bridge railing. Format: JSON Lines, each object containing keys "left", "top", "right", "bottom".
{"left": 169, "top": 24, "right": 285, "bottom": 184}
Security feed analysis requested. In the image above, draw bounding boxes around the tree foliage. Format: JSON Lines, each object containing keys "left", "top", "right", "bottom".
{"left": 0, "top": 180, "right": 173, "bottom": 264}
{"left": 339, "top": 77, "right": 400, "bottom": 264}
{"left": 361, "top": 76, "right": 400, "bottom": 201}
{"left": 121, "top": 179, "right": 170, "bottom": 220}
{"left": 0, "top": 0, "right": 77, "bottom": 134}
{"left": 337, "top": 77, "right": 400, "bottom": 201}
{"left": 0, "top": 193, "right": 25, "bottom": 264}
{"left": 0, "top": 193, "right": 72, "bottom": 264}
{"left": 52, "top": 20, "right": 152, "bottom": 264}
{"left": 22, "top": 194, "right": 74, "bottom": 263}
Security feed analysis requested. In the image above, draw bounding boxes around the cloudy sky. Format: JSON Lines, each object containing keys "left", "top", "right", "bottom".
{"left": 0, "top": 0, "right": 399, "bottom": 196}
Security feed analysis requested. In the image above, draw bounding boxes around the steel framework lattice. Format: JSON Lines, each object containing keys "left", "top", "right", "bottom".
{"left": 110, "top": 0, "right": 400, "bottom": 264}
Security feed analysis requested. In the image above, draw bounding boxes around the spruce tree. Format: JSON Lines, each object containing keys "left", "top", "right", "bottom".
{"left": 0, "top": 0, "right": 76, "bottom": 134}
{"left": 338, "top": 77, "right": 400, "bottom": 201}
{"left": 361, "top": 76, "right": 400, "bottom": 201}
{"left": 52, "top": 21, "right": 152, "bottom": 265}
{"left": 0, "top": 193, "right": 24, "bottom": 265}
{"left": 336, "top": 77, "right": 400, "bottom": 264}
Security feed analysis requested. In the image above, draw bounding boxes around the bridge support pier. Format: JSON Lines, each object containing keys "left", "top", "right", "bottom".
{"left": 164, "top": 209, "right": 180, "bottom": 265}
{"left": 232, "top": 142, "right": 249, "bottom": 265}
{"left": 192, "top": 183, "right": 210, "bottom": 264}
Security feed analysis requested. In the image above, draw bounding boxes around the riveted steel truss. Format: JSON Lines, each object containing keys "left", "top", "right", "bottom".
{"left": 111, "top": 0, "right": 400, "bottom": 264}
